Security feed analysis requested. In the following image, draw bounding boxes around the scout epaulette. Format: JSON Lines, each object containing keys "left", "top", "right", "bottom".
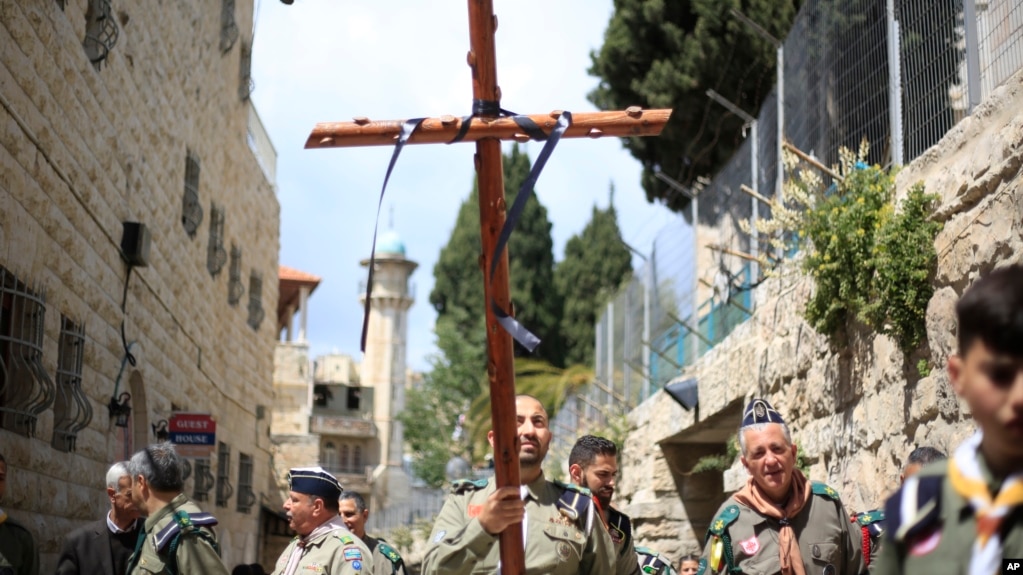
{"left": 158, "top": 510, "right": 221, "bottom": 575}
{"left": 811, "top": 482, "right": 841, "bottom": 501}
{"left": 378, "top": 541, "right": 405, "bottom": 574}
{"left": 606, "top": 507, "right": 632, "bottom": 547}
{"left": 704, "top": 505, "right": 740, "bottom": 574}
{"left": 553, "top": 480, "right": 592, "bottom": 521}
{"left": 884, "top": 473, "right": 943, "bottom": 543}
{"left": 337, "top": 533, "right": 355, "bottom": 545}
{"left": 154, "top": 511, "right": 219, "bottom": 552}
{"left": 855, "top": 509, "right": 886, "bottom": 536}
{"left": 854, "top": 509, "right": 886, "bottom": 566}
{"left": 636, "top": 546, "right": 677, "bottom": 575}
{"left": 451, "top": 478, "right": 489, "bottom": 494}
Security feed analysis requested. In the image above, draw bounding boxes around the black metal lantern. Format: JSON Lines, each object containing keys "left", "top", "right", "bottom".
{"left": 108, "top": 392, "right": 132, "bottom": 428}
{"left": 152, "top": 419, "right": 169, "bottom": 441}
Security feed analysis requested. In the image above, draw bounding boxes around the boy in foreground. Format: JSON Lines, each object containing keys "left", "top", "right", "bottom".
{"left": 874, "top": 264, "right": 1023, "bottom": 574}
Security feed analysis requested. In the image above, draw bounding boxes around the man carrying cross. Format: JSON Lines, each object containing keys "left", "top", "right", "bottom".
{"left": 422, "top": 394, "right": 615, "bottom": 575}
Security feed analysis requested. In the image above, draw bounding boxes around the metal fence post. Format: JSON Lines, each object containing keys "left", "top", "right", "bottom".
{"left": 750, "top": 119, "right": 760, "bottom": 283}
{"left": 642, "top": 259, "right": 651, "bottom": 401}
{"left": 963, "top": 0, "right": 983, "bottom": 113}
{"left": 886, "top": 0, "right": 904, "bottom": 166}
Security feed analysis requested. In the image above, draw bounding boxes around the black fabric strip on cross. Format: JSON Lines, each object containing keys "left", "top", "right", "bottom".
{"left": 359, "top": 117, "right": 426, "bottom": 352}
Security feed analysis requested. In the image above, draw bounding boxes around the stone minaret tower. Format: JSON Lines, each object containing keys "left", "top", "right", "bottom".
{"left": 359, "top": 229, "right": 417, "bottom": 509}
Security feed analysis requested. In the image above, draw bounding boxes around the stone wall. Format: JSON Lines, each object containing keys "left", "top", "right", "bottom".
{"left": 618, "top": 70, "right": 1023, "bottom": 561}
{"left": 0, "top": 0, "right": 279, "bottom": 571}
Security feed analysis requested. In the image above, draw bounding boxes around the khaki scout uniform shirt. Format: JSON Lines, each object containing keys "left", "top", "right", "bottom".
{"left": 363, "top": 535, "right": 407, "bottom": 575}
{"left": 699, "top": 483, "right": 865, "bottom": 575}
{"left": 129, "top": 493, "right": 228, "bottom": 575}
{"left": 605, "top": 508, "right": 640, "bottom": 575}
{"left": 872, "top": 459, "right": 1023, "bottom": 575}
{"left": 272, "top": 517, "right": 373, "bottom": 575}
{"left": 422, "top": 474, "right": 616, "bottom": 575}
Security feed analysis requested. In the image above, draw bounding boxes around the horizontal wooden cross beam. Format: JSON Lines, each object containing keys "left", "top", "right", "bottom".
{"left": 304, "top": 107, "right": 672, "bottom": 149}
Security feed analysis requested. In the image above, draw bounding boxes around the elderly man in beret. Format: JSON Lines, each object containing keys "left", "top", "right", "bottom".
{"left": 698, "top": 399, "right": 865, "bottom": 575}
{"left": 271, "top": 467, "right": 373, "bottom": 575}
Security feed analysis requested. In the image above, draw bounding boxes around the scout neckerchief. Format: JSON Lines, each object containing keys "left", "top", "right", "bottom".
{"left": 732, "top": 468, "right": 811, "bottom": 575}
{"left": 0, "top": 507, "right": 7, "bottom": 525}
{"left": 281, "top": 516, "right": 347, "bottom": 575}
{"left": 948, "top": 431, "right": 1023, "bottom": 575}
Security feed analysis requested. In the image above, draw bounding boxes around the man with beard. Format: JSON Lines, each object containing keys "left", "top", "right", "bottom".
{"left": 272, "top": 468, "right": 372, "bottom": 575}
{"left": 338, "top": 491, "right": 407, "bottom": 575}
{"left": 568, "top": 435, "right": 640, "bottom": 575}
{"left": 422, "top": 394, "right": 615, "bottom": 575}
{"left": 57, "top": 461, "right": 143, "bottom": 575}
{"left": 697, "top": 399, "right": 864, "bottom": 574}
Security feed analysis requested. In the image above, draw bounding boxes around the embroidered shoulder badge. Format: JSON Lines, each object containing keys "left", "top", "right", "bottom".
{"left": 343, "top": 546, "right": 364, "bottom": 562}
{"left": 339, "top": 534, "right": 354, "bottom": 545}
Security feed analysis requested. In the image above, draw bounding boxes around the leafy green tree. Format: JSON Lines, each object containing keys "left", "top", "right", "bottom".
{"left": 555, "top": 193, "right": 633, "bottom": 366}
{"left": 429, "top": 144, "right": 563, "bottom": 366}
{"left": 398, "top": 310, "right": 486, "bottom": 487}
{"left": 589, "top": 0, "right": 801, "bottom": 211}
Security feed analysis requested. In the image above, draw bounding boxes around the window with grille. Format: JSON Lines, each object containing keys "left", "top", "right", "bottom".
{"left": 83, "top": 0, "right": 118, "bottom": 71}
{"left": 51, "top": 316, "right": 92, "bottom": 452}
{"left": 228, "top": 245, "right": 245, "bottom": 306}
{"left": 322, "top": 442, "right": 338, "bottom": 470}
{"left": 215, "top": 442, "right": 234, "bottom": 507}
{"left": 353, "top": 445, "right": 362, "bottom": 471}
{"left": 247, "top": 271, "right": 264, "bottom": 330}
{"left": 193, "top": 458, "right": 214, "bottom": 502}
{"left": 207, "top": 203, "right": 227, "bottom": 276}
{"left": 339, "top": 445, "right": 350, "bottom": 472}
{"left": 182, "top": 152, "right": 203, "bottom": 237}
{"left": 0, "top": 267, "right": 55, "bottom": 436}
{"left": 220, "top": 0, "right": 238, "bottom": 54}
{"left": 236, "top": 453, "right": 255, "bottom": 514}
{"left": 238, "top": 39, "right": 254, "bottom": 101}
{"left": 346, "top": 387, "right": 361, "bottom": 410}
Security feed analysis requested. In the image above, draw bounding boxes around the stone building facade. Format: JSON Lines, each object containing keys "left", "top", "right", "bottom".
{"left": 618, "top": 71, "right": 1023, "bottom": 560}
{"left": 0, "top": 0, "right": 279, "bottom": 570}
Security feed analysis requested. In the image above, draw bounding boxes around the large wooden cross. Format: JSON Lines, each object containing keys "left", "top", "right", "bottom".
{"left": 305, "top": 3, "right": 670, "bottom": 573}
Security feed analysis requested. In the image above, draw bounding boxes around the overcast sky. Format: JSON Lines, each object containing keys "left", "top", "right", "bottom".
{"left": 250, "top": 0, "right": 678, "bottom": 371}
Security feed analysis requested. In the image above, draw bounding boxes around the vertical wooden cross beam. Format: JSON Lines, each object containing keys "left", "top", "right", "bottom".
{"left": 465, "top": 2, "right": 525, "bottom": 573}
{"left": 305, "top": 3, "right": 671, "bottom": 573}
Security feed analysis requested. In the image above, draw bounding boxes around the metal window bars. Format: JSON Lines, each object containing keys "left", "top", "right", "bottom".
{"left": 0, "top": 267, "right": 55, "bottom": 436}
{"left": 220, "top": 0, "right": 239, "bottom": 54}
{"left": 215, "top": 441, "right": 234, "bottom": 508}
{"left": 207, "top": 203, "right": 227, "bottom": 276}
{"left": 247, "top": 271, "right": 264, "bottom": 330}
{"left": 83, "top": 0, "right": 118, "bottom": 71}
{"left": 236, "top": 453, "right": 256, "bottom": 514}
{"left": 228, "top": 245, "right": 245, "bottom": 306}
{"left": 182, "top": 152, "right": 203, "bottom": 237}
{"left": 192, "top": 458, "right": 215, "bottom": 502}
{"left": 239, "top": 40, "right": 254, "bottom": 101}
{"left": 51, "top": 316, "right": 93, "bottom": 452}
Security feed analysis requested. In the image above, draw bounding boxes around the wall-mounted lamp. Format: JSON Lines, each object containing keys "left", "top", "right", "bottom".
{"left": 108, "top": 392, "right": 132, "bottom": 427}
{"left": 152, "top": 419, "right": 169, "bottom": 442}
{"left": 665, "top": 377, "right": 699, "bottom": 411}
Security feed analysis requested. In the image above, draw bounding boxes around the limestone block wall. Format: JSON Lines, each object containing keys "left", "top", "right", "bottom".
{"left": 618, "top": 70, "right": 1023, "bottom": 560}
{"left": 0, "top": 0, "right": 279, "bottom": 570}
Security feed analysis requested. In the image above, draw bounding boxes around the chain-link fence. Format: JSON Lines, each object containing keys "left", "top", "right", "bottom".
{"left": 556, "top": 0, "right": 1023, "bottom": 437}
